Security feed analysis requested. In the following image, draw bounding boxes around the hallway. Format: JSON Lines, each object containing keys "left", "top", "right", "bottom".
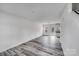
{"left": 0, "top": 36, "right": 64, "bottom": 56}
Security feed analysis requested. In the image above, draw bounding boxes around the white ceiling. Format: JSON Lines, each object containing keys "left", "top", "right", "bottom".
{"left": 0, "top": 3, "right": 66, "bottom": 23}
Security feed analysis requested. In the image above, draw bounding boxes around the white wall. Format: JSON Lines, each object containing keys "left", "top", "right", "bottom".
{"left": 0, "top": 10, "right": 60, "bottom": 52}
{"left": 0, "top": 11, "right": 43, "bottom": 52}
{"left": 61, "top": 4, "right": 79, "bottom": 56}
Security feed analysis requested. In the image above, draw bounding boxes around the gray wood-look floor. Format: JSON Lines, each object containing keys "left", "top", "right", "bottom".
{"left": 0, "top": 36, "right": 64, "bottom": 56}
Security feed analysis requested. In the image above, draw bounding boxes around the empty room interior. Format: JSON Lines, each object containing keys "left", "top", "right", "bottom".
{"left": 0, "top": 3, "right": 79, "bottom": 56}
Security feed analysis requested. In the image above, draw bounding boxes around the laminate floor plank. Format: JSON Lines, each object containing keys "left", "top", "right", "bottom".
{"left": 0, "top": 36, "right": 64, "bottom": 56}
